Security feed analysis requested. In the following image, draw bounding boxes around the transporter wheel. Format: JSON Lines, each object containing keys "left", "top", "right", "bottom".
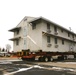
{"left": 39, "top": 57, "right": 44, "bottom": 62}
{"left": 64, "top": 56, "right": 67, "bottom": 60}
{"left": 50, "top": 57, "right": 53, "bottom": 62}
{"left": 31, "top": 58, "right": 35, "bottom": 61}
{"left": 39, "top": 57, "right": 41, "bottom": 61}
{"left": 44, "top": 57, "right": 49, "bottom": 62}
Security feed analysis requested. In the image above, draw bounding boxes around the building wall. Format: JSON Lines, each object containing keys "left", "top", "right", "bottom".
{"left": 42, "top": 21, "right": 76, "bottom": 41}
{"left": 27, "top": 22, "right": 43, "bottom": 51}
{"left": 12, "top": 17, "right": 76, "bottom": 52}
{"left": 42, "top": 35, "right": 70, "bottom": 52}
{"left": 13, "top": 17, "right": 35, "bottom": 52}
{"left": 42, "top": 21, "right": 76, "bottom": 52}
{"left": 42, "top": 35, "right": 76, "bottom": 52}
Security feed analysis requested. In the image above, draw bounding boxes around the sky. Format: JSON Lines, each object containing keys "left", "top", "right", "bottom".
{"left": 0, "top": 0, "right": 76, "bottom": 51}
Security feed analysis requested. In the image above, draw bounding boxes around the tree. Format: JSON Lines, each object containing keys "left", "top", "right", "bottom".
{"left": 6, "top": 44, "right": 11, "bottom": 52}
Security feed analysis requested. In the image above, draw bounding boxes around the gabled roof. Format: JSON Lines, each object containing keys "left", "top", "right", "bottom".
{"left": 29, "top": 17, "right": 76, "bottom": 35}
{"left": 9, "top": 27, "right": 21, "bottom": 32}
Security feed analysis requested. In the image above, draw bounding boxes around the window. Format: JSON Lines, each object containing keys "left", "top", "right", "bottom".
{"left": 72, "top": 34, "right": 74, "bottom": 38}
{"left": 62, "top": 39, "right": 64, "bottom": 45}
{"left": 16, "top": 30, "right": 19, "bottom": 34}
{"left": 73, "top": 43, "right": 75, "bottom": 46}
{"left": 68, "top": 33, "right": 70, "bottom": 37}
{"left": 54, "top": 26, "right": 57, "bottom": 32}
{"left": 55, "top": 37, "right": 57, "bottom": 44}
{"left": 61, "top": 29, "right": 63, "bottom": 33}
{"left": 16, "top": 40, "right": 19, "bottom": 45}
{"left": 47, "top": 36, "right": 50, "bottom": 43}
{"left": 32, "top": 23, "right": 36, "bottom": 30}
{"left": 47, "top": 23, "right": 50, "bottom": 29}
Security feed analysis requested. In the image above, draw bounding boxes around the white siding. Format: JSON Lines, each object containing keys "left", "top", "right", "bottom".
{"left": 27, "top": 22, "right": 42, "bottom": 51}
{"left": 10, "top": 16, "right": 76, "bottom": 52}
{"left": 42, "top": 21, "right": 76, "bottom": 52}
{"left": 13, "top": 17, "right": 35, "bottom": 52}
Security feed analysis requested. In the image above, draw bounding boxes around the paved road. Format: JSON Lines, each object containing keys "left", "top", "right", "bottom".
{"left": 0, "top": 60, "right": 76, "bottom": 75}
{"left": 14, "top": 68, "right": 76, "bottom": 75}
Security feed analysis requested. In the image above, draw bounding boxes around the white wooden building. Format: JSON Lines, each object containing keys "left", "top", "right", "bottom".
{"left": 9, "top": 16, "right": 76, "bottom": 52}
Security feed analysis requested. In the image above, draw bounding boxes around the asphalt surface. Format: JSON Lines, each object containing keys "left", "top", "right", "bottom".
{"left": 14, "top": 69, "right": 76, "bottom": 75}
{"left": 0, "top": 60, "right": 76, "bottom": 75}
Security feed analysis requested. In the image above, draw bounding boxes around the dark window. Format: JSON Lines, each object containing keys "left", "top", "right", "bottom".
{"left": 55, "top": 37, "right": 57, "bottom": 44}
{"left": 68, "top": 33, "right": 70, "bottom": 37}
{"left": 32, "top": 23, "right": 36, "bottom": 30}
{"left": 16, "top": 30, "right": 19, "bottom": 34}
{"left": 16, "top": 40, "right": 19, "bottom": 45}
{"left": 72, "top": 34, "right": 74, "bottom": 38}
{"left": 47, "top": 36, "right": 50, "bottom": 43}
{"left": 73, "top": 43, "right": 75, "bottom": 46}
{"left": 61, "top": 29, "right": 63, "bottom": 33}
{"left": 54, "top": 26, "right": 57, "bottom": 32}
{"left": 62, "top": 39, "right": 64, "bottom": 45}
{"left": 47, "top": 23, "right": 50, "bottom": 29}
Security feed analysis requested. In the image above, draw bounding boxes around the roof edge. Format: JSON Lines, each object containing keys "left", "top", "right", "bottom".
{"left": 29, "top": 16, "right": 76, "bottom": 35}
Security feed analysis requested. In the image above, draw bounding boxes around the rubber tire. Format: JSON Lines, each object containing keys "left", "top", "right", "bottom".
{"left": 50, "top": 57, "right": 53, "bottom": 62}
{"left": 44, "top": 57, "right": 49, "bottom": 62}
{"left": 64, "top": 56, "right": 67, "bottom": 60}
{"left": 39, "top": 57, "right": 44, "bottom": 62}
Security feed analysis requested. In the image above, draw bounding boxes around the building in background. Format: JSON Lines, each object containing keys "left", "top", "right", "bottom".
{"left": 9, "top": 16, "right": 76, "bottom": 52}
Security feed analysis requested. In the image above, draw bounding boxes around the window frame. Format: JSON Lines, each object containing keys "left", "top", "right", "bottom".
{"left": 72, "top": 34, "right": 74, "bottom": 38}
{"left": 54, "top": 26, "right": 57, "bottom": 32}
{"left": 47, "top": 36, "right": 51, "bottom": 43}
{"left": 16, "top": 40, "right": 19, "bottom": 46}
{"left": 32, "top": 23, "right": 36, "bottom": 30}
{"left": 16, "top": 30, "right": 19, "bottom": 35}
{"left": 47, "top": 23, "right": 50, "bottom": 29}
{"left": 55, "top": 37, "right": 57, "bottom": 44}
{"left": 61, "top": 29, "right": 63, "bottom": 33}
{"left": 62, "top": 39, "right": 64, "bottom": 45}
{"left": 68, "top": 32, "right": 70, "bottom": 37}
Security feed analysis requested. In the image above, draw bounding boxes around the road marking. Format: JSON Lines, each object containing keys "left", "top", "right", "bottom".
{"left": 4, "top": 66, "right": 33, "bottom": 75}
{"left": 51, "top": 67, "right": 76, "bottom": 72}
{"left": 4, "top": 65, "right": 44, "bottom": 75}
{"left": 33, "top": 65, "right": 44, "bottom": 68}
{"left": 3, "top": 65, "right": 76, "bottom": 75}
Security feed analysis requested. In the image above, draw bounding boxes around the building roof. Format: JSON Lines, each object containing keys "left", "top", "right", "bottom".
{"left": 9, "top": 36, "right": 21, "bottom": 41}
{"left": 9, "top": 27, "right": 21, "bottom": 32}
{"left": 29, "top": 17, "right": 76, "bottom": 35}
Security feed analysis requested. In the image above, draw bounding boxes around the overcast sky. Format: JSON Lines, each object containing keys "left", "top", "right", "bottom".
{"left": 0, "top": 0, "right": 76, "bottom": 51}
